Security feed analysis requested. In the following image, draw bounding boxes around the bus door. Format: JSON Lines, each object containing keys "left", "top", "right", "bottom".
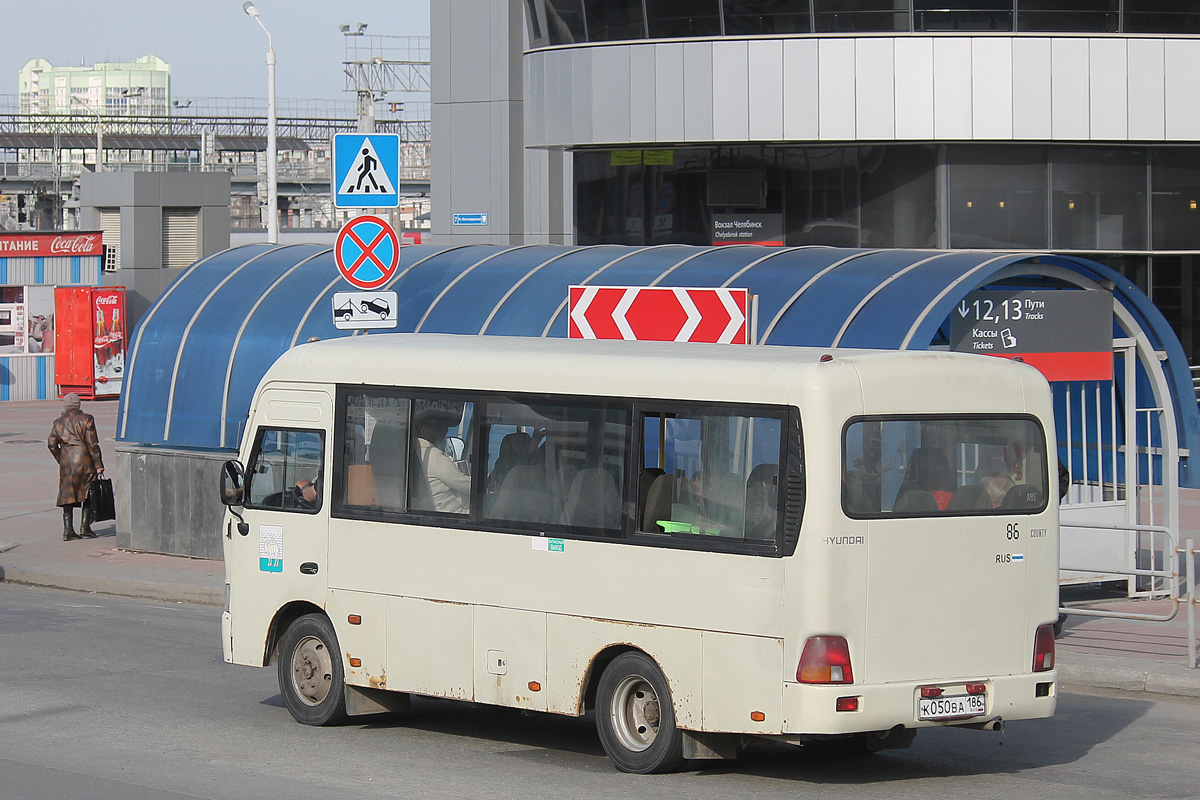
{"left": 227, "top": 388, "right": 332, "bottom": 662}
{"left": 844, "top": 416, "right": 1050, "bottom": 685}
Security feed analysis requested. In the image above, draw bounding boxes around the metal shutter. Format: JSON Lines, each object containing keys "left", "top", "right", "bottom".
{"left": 99, "top": 209, "right": 120, "bottom": 273}
{"left": 161, "top": 208, "right": 200, "bottom": 270}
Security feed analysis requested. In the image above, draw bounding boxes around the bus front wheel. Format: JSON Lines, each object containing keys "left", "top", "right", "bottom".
{"left": 596, "top": 651, "right": 685, "bottom": 774}
{"left": 277, "top": 613, "right": 348, "bottom": 726}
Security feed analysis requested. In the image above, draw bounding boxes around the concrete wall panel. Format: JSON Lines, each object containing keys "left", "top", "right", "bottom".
{"left": 1165, "top": 39, "right": 1200, "bottom": 140}
{"left": 748, "top": 39, "right": 784, "bottom": 141}
{"left": 629, "top": 45, "right": 657, "bottom": 143}
{"left": 571, "top": 48, "right": 593, "bottom": 144}
{"left": 655, "top": 43, "right": 686, "bottom": 143}
{"left": 818, "top": 38, "right": 856, "bottom": 140}
{"left": 592, "top": 46, "right": 630, "bottom": 144}
{"left": 933, "top": 38, "right": 972, "bottom": 140}
{"left": 971, "top": 38, "right": 1013, "bottom": 140}
{"left": 1090, "top": 38, "right": 1128, "bottom": 141}
{"left": 1051, "top": 38, "right": 1090, "bottom": 140}
{"left": 683, "top": 42, "right": 715, "bottom": 142}
{"left": 713, "top": 40, "right": 750, "bottom": 143}
{"left": 1012, "top": 38, "right": 1052, "bottom": 140}
{"left": 855, "top": 37, "right": 895, "bottom": 141}
{"left": 894, "top": 37, "right": 934, "bottom": 140}
{"left": 782, "top": 39, "right": 818, "bottom": 140}
{"left": 523, "top": 35, "right": 1196, "bottom": 148}
{"left": 1128, "top": 38, "right": 1166, "bottom": 141}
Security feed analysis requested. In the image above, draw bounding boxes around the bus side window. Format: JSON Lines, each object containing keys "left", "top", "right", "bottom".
{"left": 337, "top": 392, "right": 410, "bottom": 513}
{"left": 638, "top": 410, "right": 782, "bottom": 542}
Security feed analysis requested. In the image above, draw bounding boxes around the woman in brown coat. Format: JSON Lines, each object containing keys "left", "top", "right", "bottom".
{"left": 47, "top": 393, "right": 105, "bottom": 540}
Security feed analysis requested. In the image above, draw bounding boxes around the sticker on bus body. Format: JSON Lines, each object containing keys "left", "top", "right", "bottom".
{"left": 259, "top": 524, "right": 283, "bottom": 572}
{"left": 532, "top": 537, "right": 565, "bottom": 553}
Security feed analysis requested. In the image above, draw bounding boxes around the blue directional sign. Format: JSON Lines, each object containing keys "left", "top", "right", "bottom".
{"left": 452, "top": 212, "right": 489, "bottom": 226}
{"left": 333, "top": 133, "right": 401, "bottom": 208}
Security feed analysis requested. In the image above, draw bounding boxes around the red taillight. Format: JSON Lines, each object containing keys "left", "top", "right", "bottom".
{"left": 920, "top": 686, "right": 943, "bottom": 698}
{"left": 835, "top": 696, "right": 860, "bottom": 712}
{"left": 1033, "top": 624, "right": 1056, "bottom": 672}
{"left": 797, "top": 636, "right": 854, "bottom": 684}
{"left": 966, "top": 682, "right": 986, "bottom": 695}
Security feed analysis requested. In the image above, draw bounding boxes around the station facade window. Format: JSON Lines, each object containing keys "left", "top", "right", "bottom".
{"left": 528, "top": 0, "right": 1200, "bottom": 43}
{"left": 573, "top": 143, "right": 1200, "bottom": 362}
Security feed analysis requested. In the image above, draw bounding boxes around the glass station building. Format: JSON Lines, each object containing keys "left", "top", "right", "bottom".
{"left": 432, "top": 1, "right": 1200, "bottom": 361}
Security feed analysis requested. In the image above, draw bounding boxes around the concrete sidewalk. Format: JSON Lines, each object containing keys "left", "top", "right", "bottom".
{"left": 1, "top": 399, "right": 1197, "bottom": 697}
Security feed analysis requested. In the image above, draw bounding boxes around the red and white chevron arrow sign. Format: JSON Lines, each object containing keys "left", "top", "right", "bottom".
{"left": 568, "top": 286, "right": 749, "bottom": 344}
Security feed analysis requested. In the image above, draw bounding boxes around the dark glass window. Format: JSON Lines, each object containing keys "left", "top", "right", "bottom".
{"left": 914, "top": 0, "right": 1012, "bottom": 31}
{"left": 585, "top": 0, "right": 646, "bottom": 41}
{"left": 859, "top": 145, "right": 938, "bottom": 248}
{"left": 544, "top": 0, "right": 587, "bottom": 43}
{"left": 814, "top": 0, "right": 910, "bottom": 32}
{"left": 640, "top": 409, "right": 783, "bottom": 542}
{"left": 843, "top": 417, "right": 1049, "bottom": 518}
{"left": 246, "top": 428, "right": 324, "bottom": 514}
{"left": 1017, "top": 0, "right": 1119, "bottom": 32}
{"left": 722, "top": 0, "right": 811, "bottom": 34}
{"left": 948, "top": 146, "right": 1049, "bottom": 249}
{"left": 1124, "top": 0, "right": 1200, "bottom": 33}
{"left": 1150, "top": 256, "right": 1200, "bottom": 364}
{"left": 784, "top": 147, "right": 863, "bottom": 246}
{"left": 482, "top": 399, "right": 629, "bottom": 535}
{"left": 1051, "top": 148, "right": 1147, "bottom": 251}
{"left": 1151, "top": 148, "right": 1200, "bottom": 251}
{"left": 647, "top": 0, "right": 722, "bottom": 37}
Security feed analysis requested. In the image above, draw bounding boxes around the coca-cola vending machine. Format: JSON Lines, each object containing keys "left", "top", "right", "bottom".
{"left": 54, "top": 286, "right": 127, "bottom": 399}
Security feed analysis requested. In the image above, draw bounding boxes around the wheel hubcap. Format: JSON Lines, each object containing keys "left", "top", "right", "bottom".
{"left": 290, "top": 635, "right": 333, "bottom": 706}
{"left": 610, "top": 675, "right": 661, "bottom": 752}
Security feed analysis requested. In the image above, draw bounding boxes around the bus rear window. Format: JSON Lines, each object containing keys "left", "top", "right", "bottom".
{"left": 843, "top": 416, "right": 1048, "bottom": 517}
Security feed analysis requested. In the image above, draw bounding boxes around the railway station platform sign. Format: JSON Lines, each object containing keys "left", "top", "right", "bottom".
{"left": 950, "top": 289, "right": 1113, "bottom": 381}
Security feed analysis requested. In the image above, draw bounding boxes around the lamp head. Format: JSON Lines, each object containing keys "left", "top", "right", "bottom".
{"left": 339, "top": 23, "right": 350, "bottom": 33}
{"left": 242, "top": 1, "right": 259, "bottom": 18}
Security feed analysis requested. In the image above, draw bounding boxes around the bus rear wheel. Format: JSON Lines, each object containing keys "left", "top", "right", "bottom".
{"left": 596, "top": 652, "right": 685, "bottom": 774}
{"left": 278, "top": 613, "right": 347, "bottom": 726}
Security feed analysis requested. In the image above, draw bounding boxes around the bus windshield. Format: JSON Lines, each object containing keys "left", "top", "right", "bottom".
{"left": 843, "top": 416, "right": 1048, "bottom": 517}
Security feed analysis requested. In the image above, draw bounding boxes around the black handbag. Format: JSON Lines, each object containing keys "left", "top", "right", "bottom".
{"left": 87, "top": 476, "right": 116, "bottom": 523}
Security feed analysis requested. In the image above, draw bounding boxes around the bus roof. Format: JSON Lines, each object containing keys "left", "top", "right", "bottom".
{"left": 259, "top": 333, "right": 1048, "bottom": 412}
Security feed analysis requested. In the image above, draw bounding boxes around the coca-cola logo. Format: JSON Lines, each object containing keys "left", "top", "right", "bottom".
{"left": 49, "top": 235, "right": 101, "bottom": 255}
{"left": 96, "top": 295, "right": 119, "bottom": 305}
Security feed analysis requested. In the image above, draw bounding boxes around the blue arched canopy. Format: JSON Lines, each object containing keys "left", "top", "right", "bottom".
{"left": 116, "top": 243, "right": 1199, "bottom": 487}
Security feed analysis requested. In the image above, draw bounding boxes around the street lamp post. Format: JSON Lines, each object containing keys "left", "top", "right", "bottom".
{"left": 244, "top": 1, "right": 278, "bottom": 244}
{"left": 70, "top": 95, "right": 104, "bottom": 173}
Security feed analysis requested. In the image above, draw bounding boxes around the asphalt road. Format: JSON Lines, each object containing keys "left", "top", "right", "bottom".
{"left": 1, "top": 583, "right": 1197, "bottom": 800}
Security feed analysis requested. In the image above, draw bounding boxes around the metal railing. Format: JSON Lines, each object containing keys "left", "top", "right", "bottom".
{"left": 1061, "top": 521, "right": 1197, "bottom": 668}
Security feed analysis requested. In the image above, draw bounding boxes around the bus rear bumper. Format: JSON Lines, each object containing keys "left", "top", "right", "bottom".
{"left": 780, "top": 671, "right": 1058, "bottom": 736}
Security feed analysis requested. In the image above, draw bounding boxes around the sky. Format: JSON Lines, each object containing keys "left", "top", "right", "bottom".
{"left": 0, "top": 0, "right": 430, "bottom": 104}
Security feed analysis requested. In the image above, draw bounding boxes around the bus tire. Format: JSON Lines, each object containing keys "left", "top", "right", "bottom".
{"left": 277, "top": 613, "right": 348, "bottom": 726}
{"left": 596, "top": 651, "right": 686, "bottom": 774}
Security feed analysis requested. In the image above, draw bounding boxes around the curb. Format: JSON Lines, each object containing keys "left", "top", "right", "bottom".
{"left": 0, "top": 565, "right": 223, "bottom": 607}
{"left": 1058, "top": 661, "right": 1200, "bottom": 699}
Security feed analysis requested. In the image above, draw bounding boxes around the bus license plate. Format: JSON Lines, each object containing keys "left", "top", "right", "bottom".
{"left": 918, "top": 694, "right": 986, "bottom": 720}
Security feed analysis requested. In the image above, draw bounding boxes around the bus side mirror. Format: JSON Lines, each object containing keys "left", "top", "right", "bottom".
{"left": 221, "top": 460, "right": 246, "bottom": 506}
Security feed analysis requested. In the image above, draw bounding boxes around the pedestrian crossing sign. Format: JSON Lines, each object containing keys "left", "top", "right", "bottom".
{"left": 332, "top": 133, "right": 401, "bottom": 208}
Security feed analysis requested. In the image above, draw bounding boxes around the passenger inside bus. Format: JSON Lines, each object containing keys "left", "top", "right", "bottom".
{"left": 413, "top": 415, "right": 472, "bottom": 514}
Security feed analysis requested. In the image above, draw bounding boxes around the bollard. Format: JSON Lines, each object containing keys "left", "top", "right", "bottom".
{"left": 1189, "top": 539, "right": 1196, "bottom": 669}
